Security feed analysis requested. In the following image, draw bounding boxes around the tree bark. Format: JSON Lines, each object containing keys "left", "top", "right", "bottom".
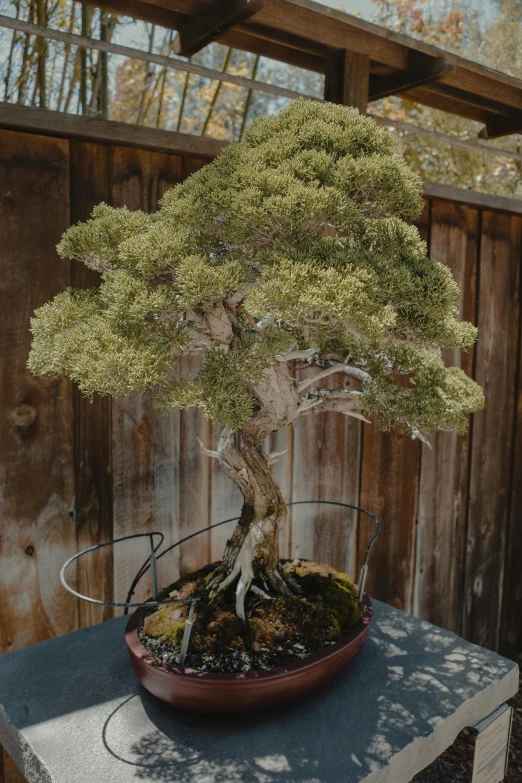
{"left": 209, "top": 427, "right": 291, "bottom": 619}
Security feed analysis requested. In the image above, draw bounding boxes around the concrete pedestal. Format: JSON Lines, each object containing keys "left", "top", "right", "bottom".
{"left": 0, "top": 600, "right": 518, "bottom": 783}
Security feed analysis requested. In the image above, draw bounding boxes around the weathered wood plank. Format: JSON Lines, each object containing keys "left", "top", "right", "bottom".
{"left": 69, "top": 141, "right": 114, "bottom": 627}
{"left": 269, "top": 423, "right": 293, "bottom": 560}
{"left": 291, "top": 370, "right": 362, "bottom": 576}
{"left": 178, "top": 353, "right": 212, "bottom": 576}
{"left": 464, "top": 211, "right": 521, "bottom": 649}
{"left": 358, "top": 425, "right": 420, "bottom": 611}
{"left": 209, "top": 427, "right": 243, "bottom": 565}
{"left": 422, "top": 181, "right": 522, "bottom": 218}
{"left": 110, "top": 147, "right": 184, "bottom": 605}
{"left": 501, "top": 289, "right": 522, "bottom": 654}
{"left": 0, "top": 129, "right": 76, "bottom": 653}
{"left": 0, "top": 103, "right": 226, "bottom": 160}
{"left": 357, "top": 201, "right": 428, "bottom": 611}
{"left": 415, "top": 200, "right": 478, "bottom": 633}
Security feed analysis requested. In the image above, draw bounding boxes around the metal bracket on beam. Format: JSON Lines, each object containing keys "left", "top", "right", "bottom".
{"left": 368, "top": 50, "right": 455, "bottom": 102}
{"left": 478, "top": 111, "right": 522, "bottom": 140}
{"left": 174, "top": 0, "right": 265, "bottom": 58}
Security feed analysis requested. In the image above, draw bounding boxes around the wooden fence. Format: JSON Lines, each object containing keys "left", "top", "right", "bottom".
{"left": 1, "top": 116, "right": 522, "bottom": 777}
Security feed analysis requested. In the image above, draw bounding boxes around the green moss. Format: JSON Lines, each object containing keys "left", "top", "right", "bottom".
{"left": 143, "top": 606, "right": 187, "bottom": 646}
{"left": 141, "top": 560, "right": 364, "bottom": 659}
{"left": 282, "top": 560, "right": 363, "bottom": 633}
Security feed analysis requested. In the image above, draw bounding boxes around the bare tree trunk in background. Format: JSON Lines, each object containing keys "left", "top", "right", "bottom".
{"left": 80, "top": 4, "right": 90, "bottom": 114}
{"left": 17, "top": 0, "right": 35, "bottom": 103}
{"left": 88, "top": 11, "right": 115, "bottom": 117}
{"left": 63, "top": 47, "right": 81, "bottom": 113}
{"left": 99, "top": 10, "right": 109, "bottom": 119}
{"left": 3, "top": 0, "right": 21, "bottom": 101}
{"left": 176, "top": 63, "right": 191, "bottom": 132}
{"left": 155, "top": 30, "right": 174, "bottom": 128}
{"left": 238, "top": 54, "right": 260, "bottom": 140}
{"left": 201, "top": 46, "right": 232, "bottom": 136}
{"left": 57, "top": 4, "right": 76, "bottom": 110}
{"left": 36, "top": 0, "right": 47, "bottom": 107}
{"left": 136, "top": 24, "right": 156, "bottom": 123}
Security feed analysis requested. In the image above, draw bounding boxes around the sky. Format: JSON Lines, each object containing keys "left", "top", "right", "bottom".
{"left": 316, "top": 0, "right": 377, "bottom": 17}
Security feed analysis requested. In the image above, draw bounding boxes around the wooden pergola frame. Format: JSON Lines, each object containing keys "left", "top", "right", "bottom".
{"left": 83, "top": 0, "right": 522, "bottom": 140}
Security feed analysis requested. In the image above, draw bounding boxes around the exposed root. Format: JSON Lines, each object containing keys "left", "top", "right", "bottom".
{"left": 251, "top": 585, "right": 276, "bottom": 600}
{"left": 279, "top": 567, "right": 304, "bottom": 595}
{"left": 209, "top": 523, "right": 299, "bottom": 621}
{"left": 266, "top": 567, "right": 293, "bottom": 597}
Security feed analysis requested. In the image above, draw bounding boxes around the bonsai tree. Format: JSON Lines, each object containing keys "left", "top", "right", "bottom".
{"left": 28, "top": 100, "right": 484, "bottom": 621}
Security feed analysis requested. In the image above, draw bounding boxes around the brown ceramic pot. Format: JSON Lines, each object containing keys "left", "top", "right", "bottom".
{"left": 125, "top": 594, "right": 373, "bottom": 714}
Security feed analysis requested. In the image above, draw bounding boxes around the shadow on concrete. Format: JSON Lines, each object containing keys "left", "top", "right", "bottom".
{"left": 98, "top": 604, "right": 515, "bottom": 783}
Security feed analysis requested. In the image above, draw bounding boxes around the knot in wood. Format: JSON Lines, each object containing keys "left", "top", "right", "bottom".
{"left": 10, "top": 404, "right": 37, "bottom": 428}
{"left": 2, "top": 191, "right": 14, "bottom": 208}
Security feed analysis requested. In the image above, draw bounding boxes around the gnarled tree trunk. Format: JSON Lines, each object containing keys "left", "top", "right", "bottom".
{"left": 206, "top": 363, "right": 301, "bottom": 619}
{"left": 209, "top": 427, "right": 291, "bottom": 620}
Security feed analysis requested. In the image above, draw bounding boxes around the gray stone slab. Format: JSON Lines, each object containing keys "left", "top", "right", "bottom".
{"left": 0, "top": 601, "right": 518, "bottom": 783}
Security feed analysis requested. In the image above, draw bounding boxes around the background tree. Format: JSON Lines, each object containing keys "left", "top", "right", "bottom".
{"left": 366, "top": 0, "right": 522, "bottom": 195}
{"left": 28, "top": 100, "right": 484, "bottom": 619}
{"left": 2, "top": 0, "right": 520, "bottom": 195}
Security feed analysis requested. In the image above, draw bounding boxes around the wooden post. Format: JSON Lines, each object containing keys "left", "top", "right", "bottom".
{"left": 324, "top": 50, "right": 369, "bottom": 112}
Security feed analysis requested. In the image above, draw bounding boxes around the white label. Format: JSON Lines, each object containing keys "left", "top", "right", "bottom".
{"left": 473, "top": 749, "right": 509, "bottom": 783}
{"left": 472, "top": 706, "right": 512, "bottom": 783}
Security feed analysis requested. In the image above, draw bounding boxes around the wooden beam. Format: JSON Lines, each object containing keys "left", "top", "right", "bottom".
{"left": 83, "top": 0, "right": 186, "bottom": 31}
{"left": 255, "top": 0, "right": 407, "bottom": 70}
{"left": 324, "top": 50, "right": 369, "bottom": 112}
{"left": 478, "top": 112, "right": 522, "bottom": 140}
{"left": 221, "top": 26, "right": 324, "bottom": 72}
{"left": 369, "top": 51, "right": 454, "bottom": 102}
{"left": 174, "top": 0, "right": 265, "bottom": 57}
{"left": 422, "top": 180, "right": 522, "bottom": 217}
{"left": 402, "top": 86, "right": 499, "bottom": 126}
{"left": 0, "top": 15, "right": 312, "bottom": 103}
{"left": 417, "top": 82, "right": 514, "bottom": 118}
{"left": 0, "top": 103, "right": 227, "bottom": 158}
{"left": 370, "top": 114, "right": 522, "bottom": 163}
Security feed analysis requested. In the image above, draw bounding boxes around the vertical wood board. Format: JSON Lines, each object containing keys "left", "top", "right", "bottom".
{"left": 415, "top": 200, "right": 478, "bottom": 633}
{"left": 0, "top": 129, "right": 76, "bottom": 654}
{"left": 464, "top": 211, "right": 521, "bottom": 649}
{"left": 70, "top": 141, "right": 114, "bottom": 627}
{"left": 110, "top": 147, "right": 184, "bottom": 605}
{"left": 291, "top": 369, "right": 362, "bottom": 577}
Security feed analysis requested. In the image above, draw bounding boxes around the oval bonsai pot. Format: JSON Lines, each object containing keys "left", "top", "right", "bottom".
{"left": 125, "top": 594, "right": 373, "bottom": 715}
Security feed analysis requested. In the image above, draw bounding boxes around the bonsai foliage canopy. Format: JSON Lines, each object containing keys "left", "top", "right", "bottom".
{"left": 28, "top": 100, "right": 484, "bottom": 615}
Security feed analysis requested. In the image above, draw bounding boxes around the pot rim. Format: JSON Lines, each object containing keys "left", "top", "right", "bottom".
{"left": 125, "top": 593, "right": 373, "bottom": 683}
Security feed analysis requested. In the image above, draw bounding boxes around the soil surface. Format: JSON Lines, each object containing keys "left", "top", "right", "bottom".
{"left": 138, "top": 559, "right": 364, "bottom": 674}
{"left": 412, "top": 656, "right": 522, "bottom": 783}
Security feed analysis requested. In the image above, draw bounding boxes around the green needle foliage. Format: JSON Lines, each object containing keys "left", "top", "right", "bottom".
{"left": 28, "top": 99, "right": 484, "bottom": 436}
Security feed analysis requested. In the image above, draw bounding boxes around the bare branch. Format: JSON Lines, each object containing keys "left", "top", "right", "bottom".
{"left": 411, "top": 427, "right": 432, "bottom": 449}
{"left": 295, "top": 387, "right": 370, "bottom": 422}
{"left": 257, "top": 313, "right": 275, "bottom": 331}
{"left": 196, "top": 436, "right": 221, "bottom": 460}
{"left": 267, "top": 449, "right": 287, "bottom": 465}
{"left": 238, "top": 306, "right": 263, "bottom": 335}
{"left": 186, "top": 302, "right": 233, "bottom": 346}
{"left": 276, "top": 348, "right": 316, "bottom": 362}
{"left": 297, "top": 362, "right": 370, "bottom": 393}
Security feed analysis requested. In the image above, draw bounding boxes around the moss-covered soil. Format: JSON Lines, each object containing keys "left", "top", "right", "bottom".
{"left": 137, "top": 559, "right": 364, "bottom": 673}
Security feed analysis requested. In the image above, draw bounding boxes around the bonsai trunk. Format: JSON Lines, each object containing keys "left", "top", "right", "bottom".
{"left": 209, "top": 427, "right": 292, "bottom": 620}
